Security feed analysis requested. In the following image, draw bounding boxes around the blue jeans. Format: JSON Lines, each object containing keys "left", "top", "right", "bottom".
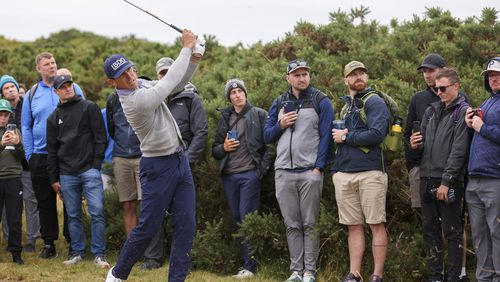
{"left": 113, "top": 152, "right": 196, "bottom": 282}
{"left": 222, "top": 169, "right": 260, "bottom": 273}
{"left": 60, "top": 168, "right": 106, "bottom": 257}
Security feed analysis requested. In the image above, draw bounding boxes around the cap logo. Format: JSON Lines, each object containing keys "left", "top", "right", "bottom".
{"left": 111, "top": 58, "right": 127, "bottom": 71}
{"left": 232, "top": 82, "right": 238, "bottom": 88}
{"left": 488, "top": 60, "right": 495, "bottom": 67}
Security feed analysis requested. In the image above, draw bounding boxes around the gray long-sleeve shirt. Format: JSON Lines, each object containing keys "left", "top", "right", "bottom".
{"left": 116, "top": 48, "right": 197, "bottom": 157}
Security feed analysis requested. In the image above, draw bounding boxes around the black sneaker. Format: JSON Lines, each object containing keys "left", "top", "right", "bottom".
{"left": 12, "top": 253, "right": 24, "bottom": 265}
{"left": 39, "top": 244, "right": 57, "bottom": 259}
{"left": 458, "top": 276, "right": 470, "bottom": 282}
{"left": 140, "top": 259, "right": 161, "bottom": 270}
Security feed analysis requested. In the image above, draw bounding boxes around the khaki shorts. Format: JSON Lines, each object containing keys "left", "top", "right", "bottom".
{"left": 332, "top": 170, "right": 388, "bottom": 225}
{"left": 113, "top": 157, "right": 142, "bottom": 202}
{"left": 408, "top": 166, "right": 421, "bottom": 208}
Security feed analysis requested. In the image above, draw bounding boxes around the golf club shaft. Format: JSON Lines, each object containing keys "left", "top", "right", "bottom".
{"left": 122, "top": 0, "right": 183, "bottom": 33}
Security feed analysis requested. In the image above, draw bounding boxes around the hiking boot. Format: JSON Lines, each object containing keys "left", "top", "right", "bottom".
{"left": 12, "top": 253, "right": 24, "bottom": 265}
{"left": 139, "top": 258, "right": 161, "bottom": 270}
{"left": 342, "top": 272, "right": 363, "bottom": 282}
{"left": 369, "top": 274, "right": 383, "bottom": 282}
{"left": 24, "top": 243, "right": 35, "bottom": 253}
{"left": 285, "top": 271, "right": 303, "bottom": 282}
{"left": 303, "top": 272, "right": 316, "bottom": 282}
{"left": 94, "top": 256, "right": 111, "bottom": 268}
{"left": 63, "top": 254, "right": 83, "bottom": 265}
{"left": 233, "top": 268, "right": 254, "bottom": 279}
{"left": 39, "top": 244, "right": 57, "bottom": 259}
{"left": 105, "top": 267, "right": 123, "bottom": 282}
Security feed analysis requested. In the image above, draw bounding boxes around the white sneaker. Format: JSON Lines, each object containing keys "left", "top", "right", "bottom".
{"left": 105, "top": 267, "right": 123, "bottom": 282}
{"left": 233, "top": 268, "right": 255, "bottom": 279}
{"left": 63, "top": 254, "right": 83, "bottom": 265}
{"left": 303, "top": 272, "right": 316, "bottom": 282}
{"left": 94, "top": 256, "right": 111, "bottom": 269}
{"left": 286, "top": 271, "right": 303, "bottom": 282}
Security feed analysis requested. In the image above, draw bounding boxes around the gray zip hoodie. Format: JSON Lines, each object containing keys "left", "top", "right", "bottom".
{"left": 116, "top": 48, "right": 197, "bottom": 157}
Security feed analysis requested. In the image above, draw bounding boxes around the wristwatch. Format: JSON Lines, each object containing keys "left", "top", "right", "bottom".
{"left": 341, "top": 134, "right": 347, "bottom": 142}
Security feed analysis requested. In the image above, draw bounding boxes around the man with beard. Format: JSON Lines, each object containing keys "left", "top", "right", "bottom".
{"left": 405, "top": 53, "right": 446, "bottom": 210}
{"left": 264, "top": 59, "right": 333, "bottom": 282}
{"left": 331, "top": 61, "right": 389, "bottom": 282}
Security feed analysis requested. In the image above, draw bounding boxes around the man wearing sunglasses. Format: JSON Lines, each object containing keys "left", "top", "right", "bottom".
{"left": 410, "top": 68, "right": 470, "bottom": 282}
{"left": 464, "top": 57, "right": 500, "bottom": 282}
{"left": 264, "top": 59, "right": 333, "bottom": 282}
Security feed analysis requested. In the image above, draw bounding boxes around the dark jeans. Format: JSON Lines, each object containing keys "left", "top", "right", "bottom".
{"left": 30, "top": 154, "right": 71, "bottom": 245}
{"left": 113, "top": 152, "right": 196, "bottom": 282}
{"left": 0, "top": 178, "right": 23, "bottom": 254}
{"left": 420, "top": 177, "right": 463, "bottom": 281}
{"left": 222, "top": 169, "right": 260, "bottom": 273}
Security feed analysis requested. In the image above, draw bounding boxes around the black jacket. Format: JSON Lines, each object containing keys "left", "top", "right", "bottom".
{"left": 414, "top": 94, "right": 470, "bottom": 187}
{"left": 47, "top": 96, "right": 108, "bottom": 184}
{"left": 212, "top": 103, "right": 275, "bottom": 177}
{"left": 404, "top": 87, "right": 440, "bottom": 170}
{"left": 167, "top": 84, "right": 208, "bottom": 164}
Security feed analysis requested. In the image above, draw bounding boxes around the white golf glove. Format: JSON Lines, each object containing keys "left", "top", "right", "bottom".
{"left": 192, "top": 37, "right": 205, "bottom": 57}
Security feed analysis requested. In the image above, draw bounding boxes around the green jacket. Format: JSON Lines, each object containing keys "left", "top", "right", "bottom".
{"left": 0, "top": 128, "right": 24, "bottom": 180}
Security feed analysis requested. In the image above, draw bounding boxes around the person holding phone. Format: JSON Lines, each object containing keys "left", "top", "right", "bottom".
{"left": 264, "top": 59, "right": 333, "bottom": 282}
{"left": 0, "top": 99, "right": 25, "bottom": 264}
{"left": 464, "top": 57, "right": 500, "bottom": 282}
{"left": 212, "top": 78, "right": 274, "bottom": 279}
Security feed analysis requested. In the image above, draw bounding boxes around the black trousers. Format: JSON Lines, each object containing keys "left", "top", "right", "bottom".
{"left": 29, "top": 154, "right": 70, "bottom": 245}
{"left": 420, "top": 177, "right": 463, "bottom": 281}
{"left": 0, "top": 177, "right": 23, "bottom": 254}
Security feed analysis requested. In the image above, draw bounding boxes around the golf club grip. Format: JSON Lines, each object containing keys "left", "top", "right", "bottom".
{"left": 169, "top": 24, "right": 183, "bottom": 33}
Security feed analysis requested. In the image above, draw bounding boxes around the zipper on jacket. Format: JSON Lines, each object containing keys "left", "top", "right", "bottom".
{"left": 288, "top": 130, "right": 294, "bottom": 169}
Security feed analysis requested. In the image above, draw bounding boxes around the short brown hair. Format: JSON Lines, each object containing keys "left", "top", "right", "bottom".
{"left": 436, "top": 68, "right": 460, "bottom": 85}
{"left": 35, "top": 52, "right": 54, "bottom": 65}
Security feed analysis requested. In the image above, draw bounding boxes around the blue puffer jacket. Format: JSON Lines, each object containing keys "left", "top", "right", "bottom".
{"left": 468, "top": 75, "right": 500, "bottom": 178}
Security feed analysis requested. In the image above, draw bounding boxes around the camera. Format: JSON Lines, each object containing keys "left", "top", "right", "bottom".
{"left": 423, "top": 186, "right": 456, "bottom": 205}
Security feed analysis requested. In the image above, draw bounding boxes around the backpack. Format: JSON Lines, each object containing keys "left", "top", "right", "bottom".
{"left": 340, "top": 90, "right": 403, "bottom": 164}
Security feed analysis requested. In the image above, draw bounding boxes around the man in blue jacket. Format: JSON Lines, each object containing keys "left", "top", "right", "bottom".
{"left": 21, "top": 52, "right": 84, "bottom": 259}
{"left": 331, "top": 61, "right": 389, "bottom": 282}
{"left": 264, "top": 59, "right": 333, "bottom": 282}
{"left": 465, "top": 57, "right": 500, "bottom": 282}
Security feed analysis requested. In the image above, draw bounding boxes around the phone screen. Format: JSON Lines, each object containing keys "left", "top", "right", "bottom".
{"left": 228, "top": 130, "right": 238, "bottom": 140}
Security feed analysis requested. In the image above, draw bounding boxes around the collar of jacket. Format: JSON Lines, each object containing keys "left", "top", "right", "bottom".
{"left": 430, "top": 93, "right": 466, "bottom": 113}
{"left": 58, "top": 95, "right": 82, "bottom": 107}
{"left": 286, "top": 86, "right": 314, "bottom": 100}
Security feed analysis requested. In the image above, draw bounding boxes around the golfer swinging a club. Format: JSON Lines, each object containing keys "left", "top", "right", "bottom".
{"left": 104, "top": 29, "right": 204, "bottom": 282}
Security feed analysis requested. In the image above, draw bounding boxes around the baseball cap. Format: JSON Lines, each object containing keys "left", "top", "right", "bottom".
{"left": 156, "top": 57, "right": 174, "bottom": 74}
{"left": 287, "top": 59, "right": 310, "bottom": 74}
{"left": 0, "top": 99, "right": 13, "bottom": 113}
{"left": 104, "top": 54, "right": 135, "bottom": 79}
{"left": 481, "top": 57, "right": 500, "bottom": 76}
{"left": 344, "top": 61, "right": 367, "bottom": 77}
{"left": 53, "top": 75, "right": 73, "bottom": 90}
{"left": 417, "top": 53, "right": 446, "bottom": 70}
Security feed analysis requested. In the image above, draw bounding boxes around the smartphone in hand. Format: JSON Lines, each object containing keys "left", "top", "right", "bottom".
{"left": 413, "top": 121, "right": 420, "bottom": 133}
{"left": 283, "top": 101, "right": 297, "bottom": 113}
{"left": 228, "top": 130, "right": 238, "bottom": 140}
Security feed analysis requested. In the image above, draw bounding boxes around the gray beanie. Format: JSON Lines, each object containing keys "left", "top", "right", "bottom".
{"left": 224, "top": 79, "right": 247, "bottom": 100}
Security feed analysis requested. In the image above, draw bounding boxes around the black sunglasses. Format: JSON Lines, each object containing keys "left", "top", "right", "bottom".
{"left": 432, "top": 84, "right": 454, "bottom": 93}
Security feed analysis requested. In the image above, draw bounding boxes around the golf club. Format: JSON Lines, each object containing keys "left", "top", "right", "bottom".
{"left": 122, "top": 0, "right": 183, "bottom": 33}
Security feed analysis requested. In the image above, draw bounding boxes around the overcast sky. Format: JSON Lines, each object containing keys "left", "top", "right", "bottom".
{"left": 1, "top": 0, "right": 497, "bottom": 46}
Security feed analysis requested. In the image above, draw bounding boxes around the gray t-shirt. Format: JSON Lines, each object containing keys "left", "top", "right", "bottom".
{"left": 223, "top": 112, "right": 257, "bottom": 174}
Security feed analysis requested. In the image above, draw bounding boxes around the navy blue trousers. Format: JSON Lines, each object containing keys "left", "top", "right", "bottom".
{"left": 222, "top": 169, "right": 260, "bottom": 273}
{"left": 113, "top": 152, "right": 196, "bottom": 281}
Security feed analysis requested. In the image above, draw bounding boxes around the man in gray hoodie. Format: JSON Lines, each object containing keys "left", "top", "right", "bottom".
{"left": 104, "top": 29, "right": 204, "bottom": 282}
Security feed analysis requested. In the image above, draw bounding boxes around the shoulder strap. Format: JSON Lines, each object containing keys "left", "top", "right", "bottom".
{"left": 358, "top": 91, "right": 378, "bottom": 125}
{"left": 28, "top": 83, "right": 39, "bottom": 127}
{"left": 310, "top": 89, "right": 328, "bottom": 115}
{"left": 452, "top": 100, "right": 469, "bottom": 123}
